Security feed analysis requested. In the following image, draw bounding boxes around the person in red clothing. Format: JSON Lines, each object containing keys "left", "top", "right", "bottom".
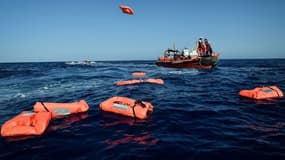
{"left": 203, "top": 38, "right": 213, "bottom": 56}
{"left": 196, "top": 38, "right": 204, "bottom": 56}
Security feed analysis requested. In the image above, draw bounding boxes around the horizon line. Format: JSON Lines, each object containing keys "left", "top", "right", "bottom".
{"left": 1, "top": 57, "right": 285, "bottom": 63}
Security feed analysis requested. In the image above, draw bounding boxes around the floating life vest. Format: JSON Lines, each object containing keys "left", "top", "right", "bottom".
{"left": 239, "top": 86, "right": 283, "bottom": 100}
{"left": 1, "top": 111, "right": 51, "bottom": 137}
{"left": 119, "top": 5, "right": 134, "bottom": 15}
{"left": 132, "top": 72, "right": 146, "bottom": 77}
{"left": 99, "top": 96, "right": 154, "bottom": 119}
{"left": 116, "top": 78, "right": 164, "bottom": 86}
{"left": 33, "top": 100, "right": 89, "bottom": 118}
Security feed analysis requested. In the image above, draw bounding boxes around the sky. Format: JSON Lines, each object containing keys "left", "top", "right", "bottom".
{"left": 0, "top": 0, "right": 285, "bottom": 62}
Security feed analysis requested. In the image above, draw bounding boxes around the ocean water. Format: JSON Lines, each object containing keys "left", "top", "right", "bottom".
{"left": 0, "top": 59, "right": 285, "bottom": 160}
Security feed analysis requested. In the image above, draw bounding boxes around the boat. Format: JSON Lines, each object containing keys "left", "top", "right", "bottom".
{"left": 156, "top": 46, "right": 219, "bottom": 69}
{"left": 65, "top": 61, "right": 81, "bottom": 65}
{"left": 65, "top": 60, "right": 96, "bottom": 66}
{"left": 82, "top": 60, "right": 96, "bottom": 65}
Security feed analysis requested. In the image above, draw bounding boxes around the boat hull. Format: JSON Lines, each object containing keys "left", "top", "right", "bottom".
{"left": 156, "top": 54, "right": 219, "bottom": 69}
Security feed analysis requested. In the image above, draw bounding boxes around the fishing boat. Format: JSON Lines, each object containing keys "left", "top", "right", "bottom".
{"left": 65, "top": 60, "right": 96, "bottom": 66}
{"left": 156, "top": 46, "right": 219, "bottom": 69}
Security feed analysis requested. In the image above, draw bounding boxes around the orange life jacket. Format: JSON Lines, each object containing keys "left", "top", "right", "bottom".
{"left": 100, "top": 96, "right": 154, "bottom": 119}
{"left": 239, "top": 86, "right": 283, "bottom": 100}
{"left": 1, "top": 111, "right": 52, "bottom": 137}
{"left": 33, "top": 100, "right": 89, "bottom": 118}
{"left": 116, "top": 78, "right": 164, "bottom": 86}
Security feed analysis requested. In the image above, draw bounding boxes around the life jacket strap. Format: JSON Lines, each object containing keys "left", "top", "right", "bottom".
{"left": 40, "top": 102, "right": 50, "bottom": 112}
{"left": 268, "top": 87, "right": 281, "bottom": 98}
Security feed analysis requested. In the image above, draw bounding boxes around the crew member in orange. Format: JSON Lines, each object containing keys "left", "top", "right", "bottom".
{"left": 203, "top": 38, "right": 213, "bottom": 56}
{"left": 196, "top": 38, "right": 204, "bottom": 56}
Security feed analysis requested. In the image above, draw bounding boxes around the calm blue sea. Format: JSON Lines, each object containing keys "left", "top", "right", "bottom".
{"left": 0, "top": 59, "right": 285, "bottom": 160}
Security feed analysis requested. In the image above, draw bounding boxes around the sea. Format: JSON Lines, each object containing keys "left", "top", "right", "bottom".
{"left": 0, "top": 59, "right": 285, "bottom": 160}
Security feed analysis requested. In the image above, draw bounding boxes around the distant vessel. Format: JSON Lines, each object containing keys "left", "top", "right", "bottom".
{"left": 156, "top": 46, "right": 219, "bottom": 69}
{"left": 65, "top": 60, "right": 96, "bottom": 66}
{"left": 82, "top": 60, "right": 96, "bottom": 65}
{"left": 65, "top": 61, "right": 81, "bottom": 65}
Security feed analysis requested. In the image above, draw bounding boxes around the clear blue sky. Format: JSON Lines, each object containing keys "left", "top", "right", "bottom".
{"left": 0, "top": 0, "right": 285, "bottom": 62}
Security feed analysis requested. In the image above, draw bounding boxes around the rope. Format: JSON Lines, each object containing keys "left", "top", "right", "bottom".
{"left": 268, "top": 86, "right": 281, "bottom": 98}
{"left": 130, "top": 102, "right": 137, "bottom": 119}
{"left": 136, "top": 100, "right": 146, "bottom": 108}
{"left": 40, "top": 102, "right": 49, "bottom": 112}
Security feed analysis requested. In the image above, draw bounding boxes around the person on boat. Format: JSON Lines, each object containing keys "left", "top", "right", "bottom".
{"left": 196, "top": 38, "right": 205, "bottom": 56}
{"left": 182, "top": 48, "right": 191, "bottom": 59}
{"left": 173, "top": 50, "right": 180, "bottom": 60}
{"left": 203, "top": 38, "right": 213, "bottom": 56}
